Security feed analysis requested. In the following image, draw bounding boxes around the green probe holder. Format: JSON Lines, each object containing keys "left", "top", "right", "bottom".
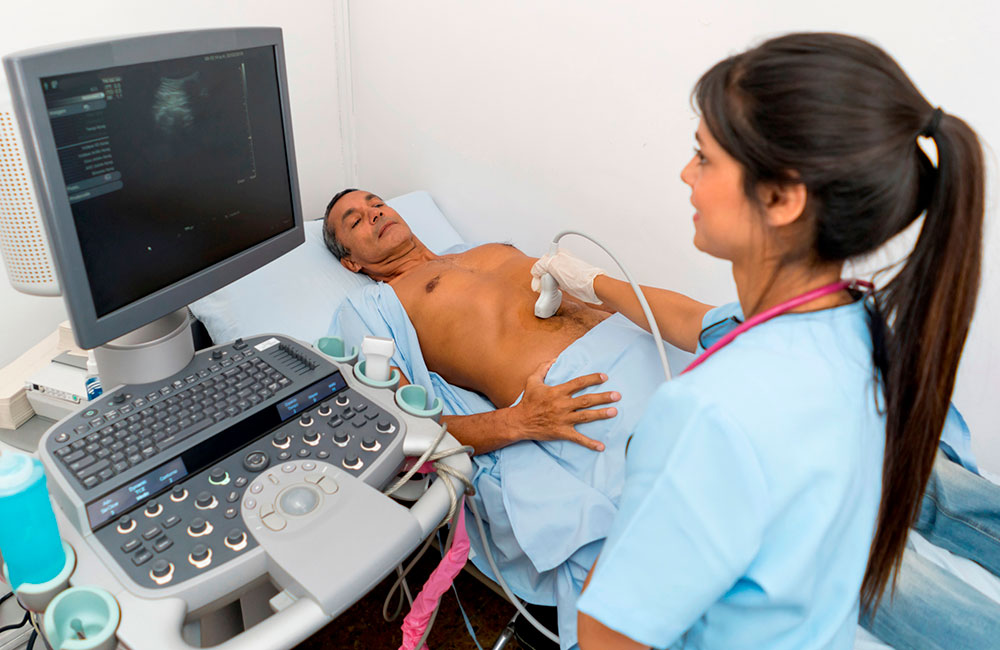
{"left": 43, "top": 586, "right": 120, "bottom": 650}
{"left": 314, "top": 336, "right": 359, "bottom": 365}
{"left": 3, "top": 540, "right": 75, "bottom": 613}
{"left": 353, "top": 361, "right": 401, "bottom": 390}
{"left": 395, "top": 384, "right": 443, "bottom": 421}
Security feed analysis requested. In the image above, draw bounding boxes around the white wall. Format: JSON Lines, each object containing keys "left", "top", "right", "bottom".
{"left": 346, "top": 1, "right": 1000, "bottom": 471}
{"left": 0, "top": 0, "right": 349, "bottom": 366}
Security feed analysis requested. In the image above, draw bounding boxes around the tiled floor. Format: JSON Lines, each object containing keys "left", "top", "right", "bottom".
{"left": 293, "top": 547, "right": 525, "bottom": 650}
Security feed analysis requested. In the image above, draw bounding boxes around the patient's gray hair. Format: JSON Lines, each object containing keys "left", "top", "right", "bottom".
{"left": 322, "top": 188, "right": 358, "bottom": 260}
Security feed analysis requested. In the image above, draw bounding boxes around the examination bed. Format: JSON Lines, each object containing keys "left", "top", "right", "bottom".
{"left": 190, "top": 190, "right": 1000, "bottom": 650}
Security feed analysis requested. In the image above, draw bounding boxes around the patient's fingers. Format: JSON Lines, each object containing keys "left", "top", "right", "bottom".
{"left": 528, "top": 358, "right": 557, "bottom": 384}
{"left": 572, "top": 407, "right": 618, "bottom": 424}
{"left": 558, "top": 372, "right": 609, "bottom": 395}
{"left": 572, "top": 391, "right": 621, "bottom": 410}
{"left": 562, "top": 429, "right": 606, "bottom": 452}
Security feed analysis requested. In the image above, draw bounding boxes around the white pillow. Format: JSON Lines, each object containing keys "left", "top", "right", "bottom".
{"left": 189, "top": 190, "right": 463, "bottom": 344}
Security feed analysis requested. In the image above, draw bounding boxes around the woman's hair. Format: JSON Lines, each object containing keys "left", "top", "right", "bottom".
{"left": 694, "top": 33, "right": 984, "bottom": 613}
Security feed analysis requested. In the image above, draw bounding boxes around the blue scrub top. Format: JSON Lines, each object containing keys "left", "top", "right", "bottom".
{"left": 577, "top": 300, "right": 887, "bottom": 649}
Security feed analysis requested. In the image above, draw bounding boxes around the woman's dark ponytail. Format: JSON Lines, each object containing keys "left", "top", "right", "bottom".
{"left": 694, "top": 33, "right": 986, "bottom": 614}
{"left": 863, "top": 111, "right": 983, "bottom": 609}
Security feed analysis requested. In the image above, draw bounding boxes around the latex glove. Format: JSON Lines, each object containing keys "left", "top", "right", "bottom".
{"left": 531, "top": 249, "right": 606, "bottom": 304}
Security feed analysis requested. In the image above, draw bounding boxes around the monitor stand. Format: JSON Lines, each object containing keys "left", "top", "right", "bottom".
{"left": 91, "top": 309, "right": 195, "bottom": 392}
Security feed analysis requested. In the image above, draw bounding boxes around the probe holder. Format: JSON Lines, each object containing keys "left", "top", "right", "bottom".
{"left": 314, "top": 336, "right": 359, "bottom": 365}
{"left": 353, "top": 361, "right": 401, "bottom": 390}
{"left": 43, "top": 585, "right": 120, "bottom": 650}
{"left": 395, "top": 384, "right": 443, "bottom": 421}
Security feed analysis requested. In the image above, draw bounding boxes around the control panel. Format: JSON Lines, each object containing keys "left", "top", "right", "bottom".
{"left": 40, "top": 335, "right": 407, "bottom": 590}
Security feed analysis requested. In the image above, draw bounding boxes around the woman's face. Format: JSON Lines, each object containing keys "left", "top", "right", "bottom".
{"left": 680, "top": 120, "right": 760, "bottom": 264}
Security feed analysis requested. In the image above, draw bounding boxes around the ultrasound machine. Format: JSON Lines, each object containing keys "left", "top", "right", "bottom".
{"left": 2, "top": 27, "right": 472, "bottom": 649}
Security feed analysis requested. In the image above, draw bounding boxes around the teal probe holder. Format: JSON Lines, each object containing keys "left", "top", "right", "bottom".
{"left": 2, "top": 540, "right": 75, "bottom": 613}
{"left": 395, "top": 384, "right": 443, "bottom": 421}
{"left": 314, "top": 336, "right": 359, "bottom": 365}
{"left": 43, "top": 585, "right": 120, "bottom": 650}
{"left": 353, "top": 361, "right": 401, "bottom": 390}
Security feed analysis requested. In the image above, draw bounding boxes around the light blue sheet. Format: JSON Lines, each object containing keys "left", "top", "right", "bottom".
{"left": 327, "top": 268, "right": 666, "bottom": 650}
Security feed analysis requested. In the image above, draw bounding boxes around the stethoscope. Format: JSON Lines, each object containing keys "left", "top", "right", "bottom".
{"left": 683, "top": 278, "right": 875, "bottom": 374}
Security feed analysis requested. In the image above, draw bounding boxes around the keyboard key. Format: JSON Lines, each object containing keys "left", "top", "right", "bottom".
{"left": 63, "top": 449, "right": 86, "bottom": 464}
{"left": 122, "top": 539, "right": 141, "bottom": 553}
{"left": 132, "top": 549, "right": 153, "bottom": 566}
{"left": 153, "top": 536, "right": 173, "bottom": 552}
{"left": 113, "top": 461, "right": 129, "bottom": 473}
{"left": 142, "top": 526, "right": 162, "bottom": 540}
{"left": 98, "top": 468, "right": 115, "bottom": 481}
{"left": 83, "top": 476, "right": 100, "bottom": 489}
{"left": 78, "top": 459, "right": 110, "bottom": 479}
{"left": 69, "top": 455, "right": 96, "bottom": 472}
{"left": 128, "top": 453, "right": 143, "bottom": 466}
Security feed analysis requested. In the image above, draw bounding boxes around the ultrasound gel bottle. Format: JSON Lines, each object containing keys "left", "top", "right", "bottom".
{"left": 0, "top": 451, "right": 65, "bottom": 590}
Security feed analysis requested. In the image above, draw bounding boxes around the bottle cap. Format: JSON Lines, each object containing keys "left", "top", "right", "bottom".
{"left": 0, "top": 452, "right": 36, "bottom": 495}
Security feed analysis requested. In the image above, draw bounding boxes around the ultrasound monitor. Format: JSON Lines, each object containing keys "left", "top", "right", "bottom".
{"left": 3, "top": 28, "right": 303, "bottom": 350}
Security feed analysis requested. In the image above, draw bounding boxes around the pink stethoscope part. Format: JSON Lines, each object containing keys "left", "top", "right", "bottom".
{"left": 682, "top": 279, "right": 874, "bottom": 374}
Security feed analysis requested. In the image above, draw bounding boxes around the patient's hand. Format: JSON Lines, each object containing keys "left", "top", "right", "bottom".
{"left": 509, "top": 359, "right": 620, "bottom": 452}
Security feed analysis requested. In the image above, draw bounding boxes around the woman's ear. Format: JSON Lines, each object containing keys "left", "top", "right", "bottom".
{"left": 759, "top": 180, "right": 808, "bottom": 228}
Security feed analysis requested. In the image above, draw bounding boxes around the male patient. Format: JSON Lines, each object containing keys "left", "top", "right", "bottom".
{"left": 323, "top": 189, "right": 672, "bottom": 648}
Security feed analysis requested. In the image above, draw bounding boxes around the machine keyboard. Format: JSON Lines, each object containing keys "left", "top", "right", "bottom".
{"left": 51, "top": 348, "right": 290, "bottom": 492}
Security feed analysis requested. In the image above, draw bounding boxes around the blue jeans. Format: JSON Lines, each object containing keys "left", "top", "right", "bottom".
{"left": 860, "top": 451, "right": 1000, "bottom": 649}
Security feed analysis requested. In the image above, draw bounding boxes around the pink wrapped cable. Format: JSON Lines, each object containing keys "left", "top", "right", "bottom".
{"left": 398, "top": 495, "right": 470, "bottom": 650}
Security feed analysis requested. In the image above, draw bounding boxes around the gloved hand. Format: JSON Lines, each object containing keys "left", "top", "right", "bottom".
{"left": 531, "top": 249, "right": 606, "bottom": 304}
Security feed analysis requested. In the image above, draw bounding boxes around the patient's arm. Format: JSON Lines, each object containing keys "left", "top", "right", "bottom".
{"left": 593, "top": 275, "right": 713, "bottom": 353}
{"left": 441, "top": 359, "right": 620, "bottom": 455}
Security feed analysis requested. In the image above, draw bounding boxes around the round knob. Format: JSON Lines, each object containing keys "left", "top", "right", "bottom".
{"left": 211, "top": 350, "right": 223, "bottom": 360}
{"left": 171, "top": 486, "right": 188, "bottom": 501}
{"left": 117, "top": 515, "right": 134, "bottom": 532}
{"left": 343, "top": 455, "right": 360, "bottom": 468}
{"left": 189, "top": 517, "right": 208, "bottom": 535}
{"left": 361, "top": 437, "right": 378, "bottom": 451}
{"left": 335, "top": 395, "right": 349, "bottom": 407}
{"left": 317, "top": 402, "right": 332, "bottom": 416}
{"left": 303, "top": 430, "right": 320, "bottom": 444}
{"left": 145, "top": 500, "right": 161, "bottom": 515}
{"left": 226, "top": 529, "right": 246, "bottom": 546}
{"left": 243, "top": 450, "right": 270, "bottom": 472}
{"left": 209, "top": 467, "right": 228, "bottom": 484}
{"left": 333, "top": 431, "right": 349, "bottom": 445}
{"left": 195, "top": 492, "right": 214, "bottom": 509}
{"left": 272, "top": 431, "right": 290, "bottom": 447}
{"left": 376, "top": 420, "right": 393, "bottom": 433}
{"left": 298, "top": 414, "right": 313, "bottom": 427}
{"left": 111, "top": 393, "right": 128, "bottom": 405}
{"left": 190, "top": 544, "right": 210, "bottom": 562}
{"left": 151, "top": 559, "right": 172, "bottom": 578}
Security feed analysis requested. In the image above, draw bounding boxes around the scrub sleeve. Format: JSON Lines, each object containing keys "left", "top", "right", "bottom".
{"left": 576, "top": 380, "right": 769, "bottom": 648}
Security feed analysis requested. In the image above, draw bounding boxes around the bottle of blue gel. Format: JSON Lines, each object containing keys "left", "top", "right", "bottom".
{"left": 0, "top": 452, "right": 66, "bottom": 590}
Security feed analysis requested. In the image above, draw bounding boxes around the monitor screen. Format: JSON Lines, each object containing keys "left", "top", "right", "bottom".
{"left": 4, "top": 29, "right": 303, "bottom": 349}
{"left": 40, "top": 45, "right": 294, "bottom": 317}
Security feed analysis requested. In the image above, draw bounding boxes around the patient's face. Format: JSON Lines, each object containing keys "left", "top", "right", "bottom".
{"left": 327, "top": 191, "right": 414, "bottom": 272}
